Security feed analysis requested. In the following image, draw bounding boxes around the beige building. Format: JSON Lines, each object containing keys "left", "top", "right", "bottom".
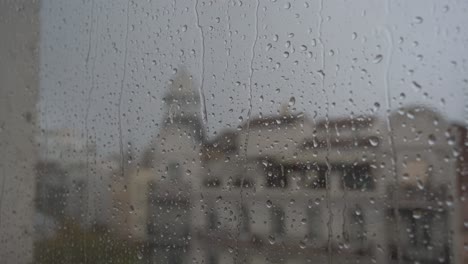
{"left": 112, "top": 70, "right": 461, "bottom": 264}
{"left": 111, "top": 69, "right": 203, "bottom": 262}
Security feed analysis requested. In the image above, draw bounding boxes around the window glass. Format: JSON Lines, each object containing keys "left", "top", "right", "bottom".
{"left": 0, "top": 0, "right": 467, "bottom": 264}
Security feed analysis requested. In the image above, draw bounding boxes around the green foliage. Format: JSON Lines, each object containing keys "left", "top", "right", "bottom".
{"left": 34, "top": 221, "right": 141, "bottom": 264}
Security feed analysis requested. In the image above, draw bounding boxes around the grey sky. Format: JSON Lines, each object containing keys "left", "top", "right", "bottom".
{"left": 39, "top": 0, "right": 468, "bottom": 157}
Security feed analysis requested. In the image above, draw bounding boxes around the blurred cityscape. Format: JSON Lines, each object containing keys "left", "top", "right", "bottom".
{"left": 1, "top": 1, "right": 467, "bottom": 264}
{"left": 32, "top": 69, "right": 467, "bottom": 264}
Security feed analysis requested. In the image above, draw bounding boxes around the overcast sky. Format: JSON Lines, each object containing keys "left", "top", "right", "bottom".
{"left": 39, "top": 0, "right": 468, "bottom": 158}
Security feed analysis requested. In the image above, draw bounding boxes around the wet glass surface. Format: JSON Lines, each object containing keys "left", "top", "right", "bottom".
{"left": 1, "top": 0, "right": 467, "bottom": 263}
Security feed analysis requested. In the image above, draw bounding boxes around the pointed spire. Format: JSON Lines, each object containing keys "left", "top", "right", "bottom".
{"left": 279, "top": 101, "right": 290, "bottom": 116}
{"left": 162, "top": 66, "right": 205, "bottom": 141}
{"left": 167, "top": 66, "right": 198, "bottom": 99}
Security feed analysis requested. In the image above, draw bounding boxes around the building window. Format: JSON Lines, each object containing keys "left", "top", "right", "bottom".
{"left": 348, "top": 207, "right": 366, "bottom": 253}
{"left": 271, "top": 205, "right": 285, "bottom": 236}
{"left": 204, "top": 177, "right": 221, "bottom": 187}
{"left": 207, "top": 252, "right": 218, "bottom": 264}
{"left": 233, "top": 176, "right": 254, "bottom": 188}
{"left": 207, "top": 207, "right": 218, "bottom": 230}
{"left": 168, "top": 162, "right": 181, "bottom": 179}
{"left": 240, "top": 203, "right": 250, "bottom": 234}
{"left": 265, "top": 160, "right": 288, "bottom": 188}
{"left": 399, "top": 209, "right": 433, "bottom": 249}
{"left": 401, "top": 160, "right": 428, "bottom": 189}
{"left": 298, "top": 165, "right": 326, "bottom": 189}
{"left": 306, "top": 207, "right": 322, "bottom": 243}
{"left": 342, "top": 164, "right": 374, "bottom": 191}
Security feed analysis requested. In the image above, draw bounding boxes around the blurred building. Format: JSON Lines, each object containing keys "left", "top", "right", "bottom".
{"left": 385, "top": 106, "right": 460, "bottom": 264}
{"left": 35, "top": 128, "right": 111, "bottom": 229}
{"left": 111, "top": 70, "right": 461, "bottom": 264}
{"left": 0, "top": 0, "right": 40, "bottom": 263}
{"left": 111, "top": 68, "right": 202, "bottom": 262}
{"left": 455, "top": 124, "right": 468, "bottom": 263}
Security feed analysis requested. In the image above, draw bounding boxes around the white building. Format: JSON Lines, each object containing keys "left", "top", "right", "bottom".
{"left": 113, "top": 70, "right": 460, "bottom": 264}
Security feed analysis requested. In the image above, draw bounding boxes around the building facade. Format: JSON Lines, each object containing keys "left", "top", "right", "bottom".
{"left": 112, "top": 71, "right": 461, "bottom": 264}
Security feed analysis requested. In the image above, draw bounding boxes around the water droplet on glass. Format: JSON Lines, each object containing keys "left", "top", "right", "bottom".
{"left": 413, "top": 16, "right": 423, "bottom": 24}
{"left": 268, "top": 235, "right": 276, "bottom": 244}
{"left": 273, "top": 34, "right": 279, "bottom": 42}
{"left": 288, "top": 96, "right": 296, "bottom": 106}
{"left": 369, "top": 137, "right": 379, "bottom": 147}
{"left": 412, "top": 81, "right": 422, "bottom": 92}
{"left": 299, "top": 240, "right": 306, "bottom": 249}
{"left": 373, "top": 54, "right": 383, "bottom": 64}
{"left": 137, "top": 251, "right": 144, "bottom": 260}
{"left": 412, "top": 210, "right": 422, "bottom": 219}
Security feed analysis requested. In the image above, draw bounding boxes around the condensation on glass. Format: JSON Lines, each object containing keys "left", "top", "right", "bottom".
{"left": 0, "top": 0, "right": 467, "bottom": 264}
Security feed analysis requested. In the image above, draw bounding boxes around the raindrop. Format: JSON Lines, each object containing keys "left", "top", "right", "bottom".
{"left": 413, "top": 16, "right": 423, "bottom": 24}
{"left": 311, "top": 39, "right": 317, "bottom": 47}
{"left": 417, "top": 180, "right": 425, "bottom": 190}
{"left": 412, "top": 210, "right": 422, "bottom": 219}
{"left": 314, "top": 198, "right": 321, "bottom": 205}
{"left": 412, "top": 81, "right": 422, "bottom": 92}
{"left": 266, "top": 200, "right": 273, "bottom": 208}
{"left": 288, "top": 96, "right": 296, "bottom": 106}
{"left": 137, "top": 251, "right": 144, "bottom": 260}
{"left": 369, "top": 137, "right": 379, "bottom": 147}
{"left": 299, "top": 240, "right": 306, "bottom": 249}
{"left": 273, "top": 34, "right": 279, "bottom": 42}
{"left": 268, "top": 235, "right": 276, "bottom": 244}
{"left": 351, "top": 32, "right": 357, "bottom": 40}
{"left": 373, "top": 102, "right": 381, "bottom": 112}
{"left": 373, "top": 54, "right": 383, "bottom": 64}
